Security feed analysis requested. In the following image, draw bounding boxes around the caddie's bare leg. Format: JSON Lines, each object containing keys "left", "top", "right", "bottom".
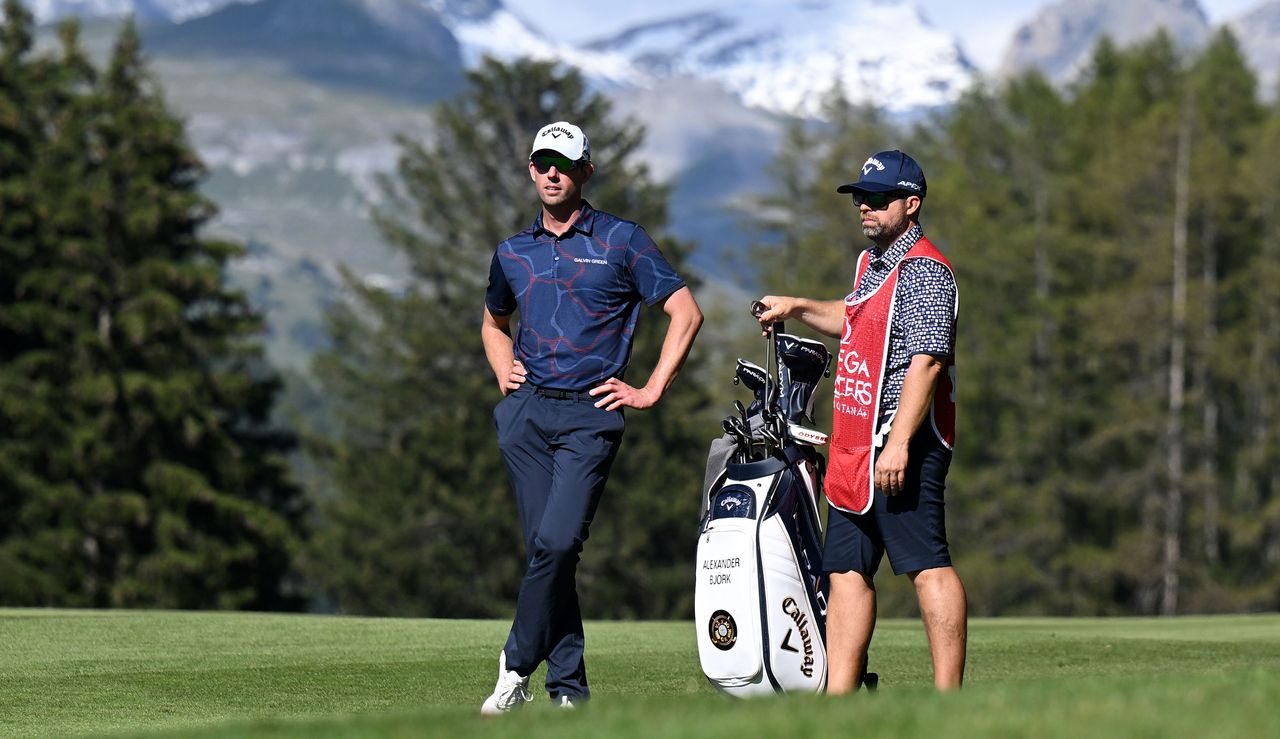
{"left": 910, "top": 566, "right": 967, "bottom": 690}
{"left": 825, "top": 570, "right": 876, "bottom": 694}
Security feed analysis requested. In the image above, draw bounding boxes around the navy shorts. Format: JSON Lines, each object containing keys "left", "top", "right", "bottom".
{"left": 823, "top": 427, "right": 953, "bottom": 577}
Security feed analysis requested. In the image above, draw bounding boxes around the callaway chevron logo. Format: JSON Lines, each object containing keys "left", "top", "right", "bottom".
{"left": 542, "top": 125, "right": 575, "bottom": 139}
{"left": 781, "top": 597, "right": 816, "bottom": 677}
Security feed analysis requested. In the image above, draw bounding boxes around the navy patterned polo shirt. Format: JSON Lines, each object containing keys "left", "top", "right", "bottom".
{"left": 850, "top": 224, "right": 957, "bottom": 413}
{"left": 485, "top": 201, "right": 686, "bottom": 390}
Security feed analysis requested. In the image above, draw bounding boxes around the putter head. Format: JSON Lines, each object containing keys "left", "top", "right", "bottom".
{"left": 788, "top": 423, "right": 828, "bottom": 446}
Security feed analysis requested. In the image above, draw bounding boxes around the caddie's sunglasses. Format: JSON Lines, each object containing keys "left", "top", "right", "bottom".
{"left": 531, "top": 154, "right": 584, "bottom": 174}
{"left": 851, "top": 191, "right": 905, "bottom": 210}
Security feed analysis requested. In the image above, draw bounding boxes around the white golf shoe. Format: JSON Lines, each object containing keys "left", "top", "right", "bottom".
{"left": 479, "top": 652, "right": 532, "bottom": 716}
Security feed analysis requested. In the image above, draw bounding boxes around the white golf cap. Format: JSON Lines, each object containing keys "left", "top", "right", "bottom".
{"left": 530, "top": 121, "right": 590, "bottom": 162}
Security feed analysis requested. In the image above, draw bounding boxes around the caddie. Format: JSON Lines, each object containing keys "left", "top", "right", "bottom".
{"left": 753, "top": 149, "right": 967, "bottom": 692}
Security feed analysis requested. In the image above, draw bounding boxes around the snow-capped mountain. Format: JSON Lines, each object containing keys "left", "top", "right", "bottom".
{"left": 1000, "top": 0, "right": 1211, "bottom": 83}
{"left": 440, "top": 1, "right": 638, "bottom": 85}
{"left": 584, "top": 0, "right": 975, "bottom": 117}
{"left": 26, "top": 0, "right": 975, "bottom": 119}
{"left": 440, "top": 0, "right": 977, "bottom": 116}
{"left": 13, "top": 0, "right": 970, "bottom": 372}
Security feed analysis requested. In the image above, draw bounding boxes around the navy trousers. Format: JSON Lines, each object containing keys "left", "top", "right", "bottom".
{"left": 493, "top": 384, "right": 625, "bottom": 700}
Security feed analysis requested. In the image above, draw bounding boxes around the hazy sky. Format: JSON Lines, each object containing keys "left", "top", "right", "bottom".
{"left": 512, "top": 0, "right": 1265, "bottom": 71}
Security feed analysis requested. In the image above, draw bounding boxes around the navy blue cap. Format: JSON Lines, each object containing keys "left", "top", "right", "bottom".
{"left": 836, "top": 150, "right": 927, "bottom": 198}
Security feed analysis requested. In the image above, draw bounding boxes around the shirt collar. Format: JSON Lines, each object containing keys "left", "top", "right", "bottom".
{"left": 532, "top": 199, "right": 597, "bottom": 237}
{"left": 869, "top": 223, "right": 922, "bottom": 269}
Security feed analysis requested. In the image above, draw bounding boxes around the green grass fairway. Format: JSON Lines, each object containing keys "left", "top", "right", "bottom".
{"left": 1, "top": 610, "right": 1277, "bottom": 738}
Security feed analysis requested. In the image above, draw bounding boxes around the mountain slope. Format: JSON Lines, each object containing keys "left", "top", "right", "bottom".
{"left": 145, "top": 0, "right": 464, "bottom": 100}
{"left": 26, "top": 0, "right": 242, "bottom": 22}
{"left": 1229, "top": 1, "right": 1280, "bottom": 99}
{"left": 28, "top": 0, "right": 977, "bottom": 118}
{"left": 26, "top": 0, "right": 978, "bottom": 373}
{"left": 587, "top": 0, "right": 975, "bottom": 117}
{"left": 999, "top": 0, "right": 1210, "bottom": 83}
{"left": 441, "top": 0, "right": 637, "bottom": 83}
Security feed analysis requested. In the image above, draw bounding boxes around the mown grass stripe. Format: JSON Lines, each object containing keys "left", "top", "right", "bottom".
{"left": 1, "top": 610, "right": 1276, "bottom": 738}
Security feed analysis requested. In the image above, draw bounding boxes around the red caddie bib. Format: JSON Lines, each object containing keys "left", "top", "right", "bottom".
{"left": 825, "top": 236, "right": 956, "bottom": 514}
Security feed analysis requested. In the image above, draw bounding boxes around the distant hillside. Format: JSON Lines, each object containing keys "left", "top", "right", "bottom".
{"left": 1000, "top": 0, "right": 1210, "bottom": 83}
{"left": 26, "top": 0, "right": 230, "bottom": 23}
{"left": 145, "top": 0, "right": 465, "bottom": 101}
{"left": 31, "top": 0, "right": 1280, "bottom": 375}
{"left": 1230, "top": 1, "right": 1280, "bottom": 98}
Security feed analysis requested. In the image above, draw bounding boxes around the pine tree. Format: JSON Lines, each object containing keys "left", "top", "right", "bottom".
{"left": 0, "top": 0, "right": 47, "bottom": 596}
{"left": 1161, "top": 28, "right": 1263, "bottom": 612}
{"left": 0, "top": 16, "right": 305, "bottom": 609}
{"left": 308, "top": 58, "right": 711, "bottom": 618}
{"left": 746, "top": 90, "right": 897, "bottom": 437}
{"left": 919, "top": 74, "right": 1080, "bottom": 615}
{"left": 753, "top": 94, "right": 897, "bottom": 303}
{"left": 1183, "top": 30, "right": 1259, "bottom": 576}
{"left": 1226, "top": 36, "right": 1280, "bottom": 611}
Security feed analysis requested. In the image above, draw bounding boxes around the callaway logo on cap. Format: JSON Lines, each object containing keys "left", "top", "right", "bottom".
{"left": 530, "top": 121, "right": 590, "bottom": 163}
{"left": 836, "top": 149, "right": 927, "bottom": 198}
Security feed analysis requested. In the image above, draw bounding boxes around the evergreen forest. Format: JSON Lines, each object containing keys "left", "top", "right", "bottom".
{"left": 2, "top": 0, "right": 1278, "bottom": 618}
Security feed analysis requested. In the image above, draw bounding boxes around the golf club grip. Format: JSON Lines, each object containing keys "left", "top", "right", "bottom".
{"left": 749, "top": 299, "right": 784, "bottom": 335}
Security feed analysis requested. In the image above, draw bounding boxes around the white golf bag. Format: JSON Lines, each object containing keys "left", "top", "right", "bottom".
{"left": 695, "top": 314, "right": 831, "bottom": 697}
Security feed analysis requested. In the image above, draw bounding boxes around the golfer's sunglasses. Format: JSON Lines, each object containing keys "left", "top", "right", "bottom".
{"left": 531, "top": 154, "right": 585, "bottom": 174}
{"left": 851, "top": 191, "right": 906, "bottom": 210}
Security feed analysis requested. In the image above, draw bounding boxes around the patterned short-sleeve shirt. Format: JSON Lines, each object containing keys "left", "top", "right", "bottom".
{"left": 850, "top": 224, "right": 956, "bottom": 413}
{"left": 486, "top": 201, "right": 686, "bottom": 390}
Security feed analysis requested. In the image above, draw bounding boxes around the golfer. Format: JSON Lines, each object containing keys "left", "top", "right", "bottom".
{"left": 479, "top": 121, "right": 703, "bottom": 713}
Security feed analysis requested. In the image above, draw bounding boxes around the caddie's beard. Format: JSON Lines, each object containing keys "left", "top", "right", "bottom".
{"left": 862, "top": 224, "right": 884, "bottom": 239}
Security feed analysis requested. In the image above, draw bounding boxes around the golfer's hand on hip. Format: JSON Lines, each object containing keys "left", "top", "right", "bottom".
{"left": 501, "top": 360, "right": 527, "bottom": 395}
{"left": 590, "top": 378, "right": 657, "bottom": 411}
